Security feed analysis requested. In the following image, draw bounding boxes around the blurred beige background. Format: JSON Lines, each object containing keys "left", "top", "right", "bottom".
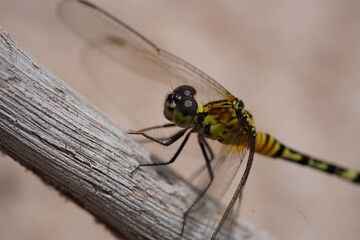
{"left": 1, "top": 0, "right": 360, "bottom": 240}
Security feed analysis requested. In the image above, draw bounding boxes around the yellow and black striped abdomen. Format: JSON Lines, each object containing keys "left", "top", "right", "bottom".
{"left": 255, "top": 132, "right": 360, "bottom": 184}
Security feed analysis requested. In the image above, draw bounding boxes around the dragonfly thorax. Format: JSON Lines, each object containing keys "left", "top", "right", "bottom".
{"left": 163, "top": 85, "right": 198, "bottom": 128}
{"left": 196, "top": 99, "right": 245, "bottom": 144}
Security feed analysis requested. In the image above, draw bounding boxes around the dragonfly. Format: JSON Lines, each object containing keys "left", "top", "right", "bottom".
{"left": 59, "top": 0, "right": 360, "bottom": 239}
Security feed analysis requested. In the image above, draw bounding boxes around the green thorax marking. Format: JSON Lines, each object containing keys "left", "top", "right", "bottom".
{"left": 195, "top": 99, "right": 254, "bottom": 145}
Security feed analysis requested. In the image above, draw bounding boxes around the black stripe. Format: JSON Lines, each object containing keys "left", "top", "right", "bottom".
{"left": 204, "top": 124, "right": 211, "bottom": 136}
{"left": 257, "top": 134, "right": 269, "bottom": 153}
{"left": 272, "top": 144, "right": 285, "bottom": 158}
{"left": 355, "top": 174, "right": 360, "bottom": 183}
{"left": 226, "top": 116, "right": 237, "bottom": 123}
{"left": 297, "top": 155, "right": 309, "bottom": 165}
{"left": 263, "top": 138, "right": 278, "bottom": 156}
{"left": 221, "top": 102, "right": 231, "bottom": 106}
{"left": 322, "top": 163, "right": 337, "bottom": 174}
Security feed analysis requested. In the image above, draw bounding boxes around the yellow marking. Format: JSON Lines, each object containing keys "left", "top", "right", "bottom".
{"left": 255, "top": 133, "right": 263, "bottom": 151}
{"left": 266, "top": 142, "right": 281, "bottom": 156}
{"left": 210, "top": 123, "right": 225, "bottom": 136}
{"left": 281, "top": 148, "right": 303, "bottom": 161}
{"left": 167, "top": 102, "right": 176, "bottom": 108}
{"left": 199, "top": 99, "right": 256, "bottom": 146}
{"left": 255, "top": 133, "right": 281, "bottom": 156}
{"left": 335, "top": 169, "right": 359, "bottom": 181}
{"left": 255, "top": 132, "right": 268, "bottom": 153}
{"left": 258, "top": 133, "right": 265, "bottom": 146}
{"left": 173, "top": 113, "right": 194, "bottom": 128}
{"left": 261, "top": 137, "right": 275, "bottom": 153}
{"left": 308, "top": 159, "right": 329, "bottom": 170}
{"left": 204, "top": 114, "right": 218, "bottom": 125}
{"left": 227, "top": 117, "right": 238, "bottom": 126}
{"left": 197, "top": 103, "right": 204, "bottom": 114}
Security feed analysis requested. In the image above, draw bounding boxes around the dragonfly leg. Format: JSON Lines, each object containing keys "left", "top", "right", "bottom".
{"left": 128, "top": 123, "right": 176, "bottom": 133}
{"left": 187, "top": 138, "right": 214, "bottom": 183}
{"left": 130, "top": 129, "right": 192, "bottom": 175}
{"left": 181, "top": 135, "right": 214, "bottom": 236}
{"left": 202, "top": 138, "right": 214, "bottom": 162}
{"left": 129, "top": 128, "right": 187, "bottom": 146}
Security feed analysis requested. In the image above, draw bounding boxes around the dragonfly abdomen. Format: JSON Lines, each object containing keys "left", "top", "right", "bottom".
{"left": 255, "top": 132, "right": 360, "bottom": 183}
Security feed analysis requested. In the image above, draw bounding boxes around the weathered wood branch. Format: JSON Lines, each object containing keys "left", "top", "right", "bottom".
{"left": 0, "top": 26, "right": 274, "bottom": 240}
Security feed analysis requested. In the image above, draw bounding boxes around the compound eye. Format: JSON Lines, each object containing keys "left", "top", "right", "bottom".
{"left": 177, "top": 96, "right": 198, "bottom": 116}
{"left": 165, "top": 94, "right": 178, "bottom": 109}
{"left": 163, "top": 93, "right": 178, "bottom": 121}
{"left": 173, "top": 85, "right": 196, "bottom": 97}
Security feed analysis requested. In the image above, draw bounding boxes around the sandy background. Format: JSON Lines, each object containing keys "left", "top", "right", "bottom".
{"left": 1, "top": 0, "right": 360, "bottom": 240}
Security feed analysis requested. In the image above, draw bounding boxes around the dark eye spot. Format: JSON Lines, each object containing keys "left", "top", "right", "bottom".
{"left": 177, "top": 96, "right": 197, "bottom": 116}
{"left": 184, "top": 100, "right": 193, "bottom": 108}
{"left": 174, "top": 85, "right": 196, "bottom": 96}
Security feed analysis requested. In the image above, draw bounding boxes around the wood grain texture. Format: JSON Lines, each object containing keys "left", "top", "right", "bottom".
{"left": 0, "top": 26, "right": 273, "bottom": 240}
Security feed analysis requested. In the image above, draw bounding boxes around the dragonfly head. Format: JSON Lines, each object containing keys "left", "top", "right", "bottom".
{"left": 164, "top": 85, "right": 198, "bottom": 128}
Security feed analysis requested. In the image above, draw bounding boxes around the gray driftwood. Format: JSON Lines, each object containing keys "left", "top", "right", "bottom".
{"left": 0, "top": 26, "right": 274, "bottom": 240}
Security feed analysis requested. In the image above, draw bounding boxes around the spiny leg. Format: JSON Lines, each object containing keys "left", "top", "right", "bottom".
{"left": 129, "top": 128, "right": 188, "bottom": 146}
{"left": 128, "top": 123, "right": 176, "bottom": 133}
{"left": 203, "top": 138, "right": 214, "bottom": 161}
{"left": 130, "top": 124, "right": 185, "bottom": 144}
{"left": 130, "top": 129, "right": 192, "bottom": 175}
{"left": 181, "top": 135, "right": 214, "bottom": 236}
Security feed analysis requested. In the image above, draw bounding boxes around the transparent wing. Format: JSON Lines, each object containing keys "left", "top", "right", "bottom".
{"left": 184, "top": 127, "right": 255, "bottom": 239}
{"left": 58, "top": 0, "right": 235, "bottom": 130}
{"left": 58, "top": 1, "right": 255, "bottom": 238}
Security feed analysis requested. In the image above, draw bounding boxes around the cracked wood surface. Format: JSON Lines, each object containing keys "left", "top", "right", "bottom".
{"left": 0, "top": 26, "right": 274, "bottom": 240}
